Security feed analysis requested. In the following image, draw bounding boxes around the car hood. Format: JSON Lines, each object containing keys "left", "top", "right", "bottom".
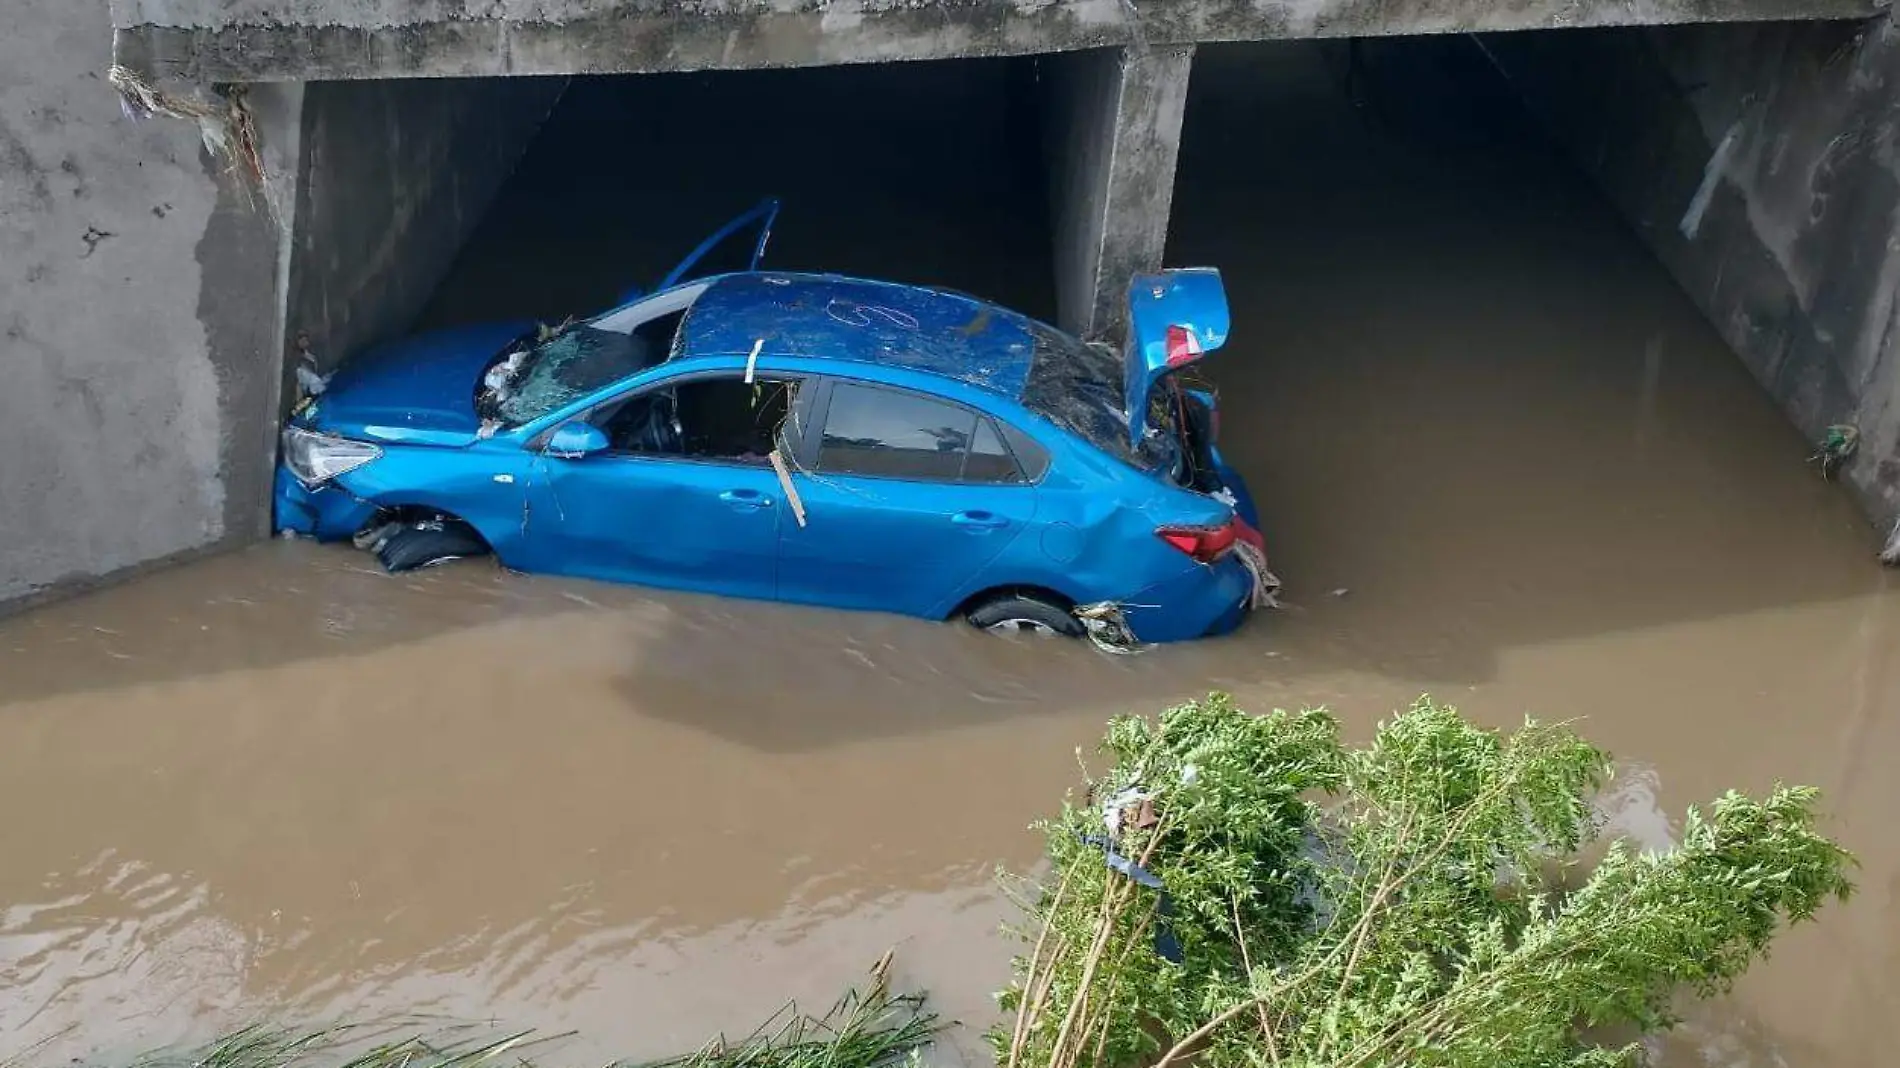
{"left": 302, "top": 320, "right": 533, "bottom": 446}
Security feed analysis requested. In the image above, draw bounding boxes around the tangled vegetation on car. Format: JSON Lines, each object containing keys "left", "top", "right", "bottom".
{"left": 994, "top": 694, "right": 1854, "bottom": 1068}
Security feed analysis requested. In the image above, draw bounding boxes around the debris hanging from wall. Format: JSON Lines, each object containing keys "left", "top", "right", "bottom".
{"left": 108, "top": 66, "right": 267, "bottom": 204}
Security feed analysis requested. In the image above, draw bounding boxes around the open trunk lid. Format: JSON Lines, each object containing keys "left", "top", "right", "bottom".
{"left": 1123, "top": 267, "right": 1230, "bottom": 448}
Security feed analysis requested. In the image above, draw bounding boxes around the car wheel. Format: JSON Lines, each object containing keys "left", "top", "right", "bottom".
{"left": 966, "top": 593, "right": 1083, "bottom": 638}
{"left": 374, "top": 519, "right": 490, "bottom": 573}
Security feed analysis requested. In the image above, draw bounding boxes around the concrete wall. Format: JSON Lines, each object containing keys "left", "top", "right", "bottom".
{"left": 114, "top": 0, "right": 1885, "bottom": 83}
{"left": 1481, "top": 17, "right": 1900, "bottom": 537}
{"left": 286, "top": 76, "right": 566, "bottom": 379}
{"left": 1041, "top": 45, "right": 1195, "bottom": 341}
{"left": 0, "top": 10, "right": 557, "bottom": 610}
{"left": 0, "top": 0, "right": 299, "bottom": 607}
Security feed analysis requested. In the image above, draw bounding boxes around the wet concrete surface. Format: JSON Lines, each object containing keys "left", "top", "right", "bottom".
{"left": 4, "top": 37, "right": 1899, "bottom": 1068}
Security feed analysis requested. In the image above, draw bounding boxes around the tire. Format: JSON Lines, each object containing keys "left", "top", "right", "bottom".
{"left": 965, "top": 592, "right": 1084, "bottom": 638}
{"left": 374, "top": 520, "right": 490, "bottom": 573}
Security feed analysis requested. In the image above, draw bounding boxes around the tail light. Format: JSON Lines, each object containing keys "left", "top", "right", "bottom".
{"left": 1157, "top": 518, "right": 1239, "bottom": 563}
{"left": 1164, "top": 324, "right": 1202, "bottom": 368}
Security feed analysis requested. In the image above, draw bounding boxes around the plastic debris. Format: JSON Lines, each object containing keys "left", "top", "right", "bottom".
{"left": 1081, "top": 783, "right": 1182, "bottom": 963}
{"left": 745, "top": 337, "right": 764, "bottom": 383}
{"left": 109, "top": 66, "right": 266, "bottom": 198}
{"left": 1881, "top": 517, "right": 1900, "bottom": 567}
{"left": 295, "top": 363, "right": 330, "bottom": 398}
{"left": 1233, "top": 539, "right": 1282, "bottom": 609}
{"left": 291, "top": 335, "right": 331, "bottom": 409}
{"left": 1101, "top": 785, "right": 1153, "bottom": 838}
{"left": 1809, "top": 423, "right": 1859, "bottom": 480}
{"left": 482, "top": 347, "right": 527, "bottom": 407}
{"left": 1073, "top": 601, "right": 1145, "bottom": 655}
{"left": 769, "top": 448, "right": 807, "bottom": 527}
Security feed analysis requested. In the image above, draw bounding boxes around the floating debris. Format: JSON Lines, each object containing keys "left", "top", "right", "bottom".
{"left": 1073, "top": 601, "right": 1145, "bottom": 655}
{"left": 295, "top": 363, "right": 330, "bottom": 398}
{"left": 1233, "top": 538, "right": 1281, "bottom": 609}
{"left": 1808, "top": 423, "right": 1859, "bottom": 480}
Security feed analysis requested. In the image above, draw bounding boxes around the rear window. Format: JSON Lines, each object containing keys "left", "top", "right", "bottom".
{"left": 1020, "top": 321, "right": 1173, "bottom": 470}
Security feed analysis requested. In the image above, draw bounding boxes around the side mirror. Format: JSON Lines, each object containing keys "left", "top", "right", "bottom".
{"left": 547, "top": 422, "right": 610, "bottom": 459}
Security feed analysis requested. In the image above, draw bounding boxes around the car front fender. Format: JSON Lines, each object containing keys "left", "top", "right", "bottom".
{"left": 328, "top": 448, "right": 532, "bottom": 563}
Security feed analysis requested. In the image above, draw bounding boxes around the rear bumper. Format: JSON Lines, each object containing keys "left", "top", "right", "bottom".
{"left": 1119, "top": 554, "right": 1255, "bottom": 643}
{"left": 273, "top": 465, "right": 379, "bottom": 539}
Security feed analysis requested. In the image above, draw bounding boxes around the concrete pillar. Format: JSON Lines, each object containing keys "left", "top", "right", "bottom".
{"left": 1042, "top": 44, "right": 1195, "bottom": 343}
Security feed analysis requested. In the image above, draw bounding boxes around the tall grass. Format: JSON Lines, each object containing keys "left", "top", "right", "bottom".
{"left": 42, "top": 954, "right": 938, "bottom": 1068}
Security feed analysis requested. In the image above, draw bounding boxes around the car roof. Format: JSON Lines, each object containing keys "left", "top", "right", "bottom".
{"left": 674, "top": 272, "right": 1041, "bottom": 397}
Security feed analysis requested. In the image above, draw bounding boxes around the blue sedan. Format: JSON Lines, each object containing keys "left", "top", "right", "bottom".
{"left": 274, "top": 200, "right": 1274, "bottom": 644}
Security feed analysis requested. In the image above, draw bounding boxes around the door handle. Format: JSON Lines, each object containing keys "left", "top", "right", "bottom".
{"left": 718, "top": 488, "right": 775, "bottom": 510}
{"left": 952, "top": 510, "right": 1009, "bottom": 530}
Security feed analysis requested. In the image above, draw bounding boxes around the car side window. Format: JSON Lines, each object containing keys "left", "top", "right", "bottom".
{"left": 587, "top": 373, "right": 797, "bottom": 465}
{"left": 963, "top": 417, "right": 1025, "bottom": 485}
{"left": 817, "top": 382, "right": 984, "bottom": 481}
{"left": 998, "top": 421, "right": 1049, "bottom": 482}
{"left": 814, "top": 381, "right": 1041, "bottom": 484}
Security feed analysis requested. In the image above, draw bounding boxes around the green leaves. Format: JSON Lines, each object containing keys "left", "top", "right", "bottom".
{"left": 995, "top": 694, "right": 1854, "bottom": 1068}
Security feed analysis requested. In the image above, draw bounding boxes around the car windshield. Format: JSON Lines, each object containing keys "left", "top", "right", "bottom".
{"left": 492, "top": 326, "right": 659, "bottom": 426}
{"left": 481, "top": 285, "right": 709, "bottom": 429}
{"left": 1020, "top": 320, "right": 1176, "bottom": 472}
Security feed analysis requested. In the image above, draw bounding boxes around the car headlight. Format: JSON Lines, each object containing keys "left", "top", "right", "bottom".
{"left": 283, "top": 425, "right": 381, "bottom": 487}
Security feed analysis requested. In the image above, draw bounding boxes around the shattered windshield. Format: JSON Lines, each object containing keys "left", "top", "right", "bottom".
{"left": 483, "top": 325, "right": 662, "bottom": 427}
{"left": 1021, "top": 321, "right": 1176, "bottom": 472}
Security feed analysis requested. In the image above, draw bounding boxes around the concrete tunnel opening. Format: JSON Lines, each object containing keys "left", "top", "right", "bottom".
{"left": 288, "top": 56, "right": 1061, "bottom": 390}
{"left": 266, "top": 16, "right": 1894, "bottom": 576}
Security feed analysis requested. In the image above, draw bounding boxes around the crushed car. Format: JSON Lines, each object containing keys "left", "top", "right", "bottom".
{"left": 275, "top": 198, "right": 1277, "bottom": 644}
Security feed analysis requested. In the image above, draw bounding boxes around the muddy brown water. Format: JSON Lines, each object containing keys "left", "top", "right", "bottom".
{"left": 4, "top": 38, "right": 1898, "bottom": 1068}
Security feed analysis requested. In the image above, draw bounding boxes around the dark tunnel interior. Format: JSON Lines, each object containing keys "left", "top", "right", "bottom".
{"left": 417, "top": 55, "right": 1056, "bottom": 332}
